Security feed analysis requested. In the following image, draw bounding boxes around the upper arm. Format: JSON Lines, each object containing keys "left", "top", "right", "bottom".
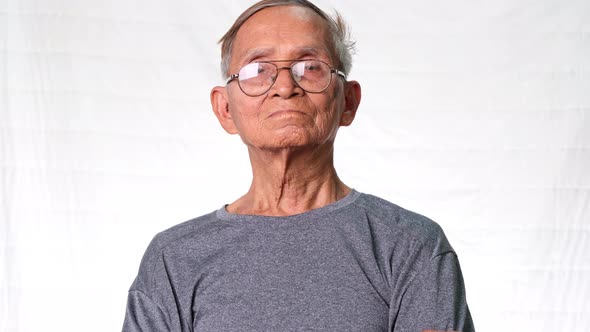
{"left": 393, "top": 252, "right": 475, "bottom": 332}
{"left": 124, "top": 290, "right": 172, "bottom": 332}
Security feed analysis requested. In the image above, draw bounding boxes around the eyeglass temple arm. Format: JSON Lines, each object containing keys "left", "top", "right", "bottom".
{"left": 227, "top": 74, "right": 239, "bottom": 84}
{"left": 333, "top": 69, "right": 346, "bottom": 79}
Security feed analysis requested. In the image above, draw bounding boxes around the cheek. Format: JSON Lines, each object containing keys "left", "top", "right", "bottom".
{"left": 228, "top": 94, "right": 265, "bottom": 126}
{"left": 315, "top": 93, "right": 343, "bottom": 126}
{"left": 235, "top": 101, "right": 262, "bottom": 117}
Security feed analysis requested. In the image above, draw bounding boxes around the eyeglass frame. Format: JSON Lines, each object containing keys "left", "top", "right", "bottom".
{"left": 226, "top": 59, "right": 346, "bottom": 97}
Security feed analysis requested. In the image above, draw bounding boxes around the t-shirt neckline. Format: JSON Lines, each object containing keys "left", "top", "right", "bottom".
{"left": 216, "top": 189, "right": 360, "bottom": 223}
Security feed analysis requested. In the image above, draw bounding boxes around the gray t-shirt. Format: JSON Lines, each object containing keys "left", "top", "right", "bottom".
{"left": 123, "top": 190, "right": 474, "bottom": 331}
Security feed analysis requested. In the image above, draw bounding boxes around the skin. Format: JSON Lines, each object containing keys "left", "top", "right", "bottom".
{"left": 210, "top": 5, "right": 362, "bottom": 216}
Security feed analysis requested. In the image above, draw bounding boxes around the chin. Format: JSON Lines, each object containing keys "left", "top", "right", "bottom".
{"left": 258, "top": 141, "right": 311, "bottom": 151}
{"left": 256, "top": 135, "right": 315, "bottom": 151}
{"left": 244, "top": 127, "right": 335, "bottom": 151}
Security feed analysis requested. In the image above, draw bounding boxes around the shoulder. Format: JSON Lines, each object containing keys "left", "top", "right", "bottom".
{"left": 350, "top": 192, "right": 455, "bottom": 258}
{"left": 147, "top": 210, "right": 221, "bottom": 252}
{"left": 130, "top": 210, "right": 223, "bottom": 290}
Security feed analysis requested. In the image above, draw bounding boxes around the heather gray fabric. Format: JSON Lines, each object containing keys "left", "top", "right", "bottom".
{"left": 123, "top": 190, "right": 474, "bottom": 331}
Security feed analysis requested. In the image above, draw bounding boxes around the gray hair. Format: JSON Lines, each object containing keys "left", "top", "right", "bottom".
{"left": 218, "top": 0, "right": 355, "bottom": 80}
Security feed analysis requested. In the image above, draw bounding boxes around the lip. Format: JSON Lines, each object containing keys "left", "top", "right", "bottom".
{"left": 267, "top": 109, "right": 305, "bottom": 118}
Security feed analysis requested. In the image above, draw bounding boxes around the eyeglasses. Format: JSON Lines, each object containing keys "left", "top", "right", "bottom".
{"left": 226, "top": 59, "right": 346, "bottom": 97}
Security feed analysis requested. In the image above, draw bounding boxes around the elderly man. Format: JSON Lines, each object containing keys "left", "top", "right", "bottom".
{"left": 123, "top": 0, "right": 474, "bottom": 331}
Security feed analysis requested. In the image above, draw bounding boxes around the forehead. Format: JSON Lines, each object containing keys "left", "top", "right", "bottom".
{"left": 231, "top": 6, "right": 334, "bottom": 65}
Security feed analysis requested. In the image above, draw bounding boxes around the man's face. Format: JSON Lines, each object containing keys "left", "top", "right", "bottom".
{"left": 212, "top": 6, "right": 359, "bottom": 151}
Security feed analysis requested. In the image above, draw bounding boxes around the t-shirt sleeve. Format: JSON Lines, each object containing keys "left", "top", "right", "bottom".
{"left": 123, "top": 290, "right": 171, "bottom": 332}
{"left": 122, "top": 234, "right": 184, "bottom": 332}
{"left": 394, "top": 252, "right": 475, "bottom": 332}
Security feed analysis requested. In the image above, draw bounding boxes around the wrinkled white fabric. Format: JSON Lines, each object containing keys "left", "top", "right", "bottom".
{"left": 1, "top": 0, "right": 589, "bottom": 331}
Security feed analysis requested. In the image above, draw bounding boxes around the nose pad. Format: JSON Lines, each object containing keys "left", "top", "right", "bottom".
{"left": 275, "top": 67, "right": 295, "bottom": 83}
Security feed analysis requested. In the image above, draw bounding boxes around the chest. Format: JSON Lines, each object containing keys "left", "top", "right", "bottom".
{"left": 170, "top": 224, "right": 392, "bottom": 330}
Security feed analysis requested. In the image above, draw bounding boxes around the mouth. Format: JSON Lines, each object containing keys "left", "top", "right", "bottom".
{"left": 267, "top": 109, "right": 305, "bottom": 118}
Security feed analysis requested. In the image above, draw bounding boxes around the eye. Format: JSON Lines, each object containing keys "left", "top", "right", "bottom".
{"left": 305, "top": 63, "right": 321, "bottom": 71}
{"left": 257, "top": 64, "right": 272, "bottom": 75}
{"left": 297, "top": 61, "right": 327, "bottom": 78}
{"left": 239, "top": 63, "right": 273, "bottom": 81}
{"left": 238, "top": 63, "right": 260, "bottom": 80}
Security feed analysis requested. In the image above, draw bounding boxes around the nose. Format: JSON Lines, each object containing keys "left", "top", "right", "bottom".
{"left": 270, "top": 66, "right": 303, "bottom": 98}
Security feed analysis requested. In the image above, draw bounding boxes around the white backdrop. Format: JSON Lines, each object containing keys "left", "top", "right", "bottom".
{"left": 1, "top": 0, "right": 589, "bottom": 331}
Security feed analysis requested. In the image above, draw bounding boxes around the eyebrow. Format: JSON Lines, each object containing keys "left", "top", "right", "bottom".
{"left": 241, "top": 46, "right": 326, "bottom": 63}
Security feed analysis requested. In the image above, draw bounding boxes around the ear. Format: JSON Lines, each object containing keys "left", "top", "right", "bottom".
{"left": 340, "top": 80, "right": 361, "bottom": 127}
{"left": 211, "top": 86, "right": 238, "bottom": 134}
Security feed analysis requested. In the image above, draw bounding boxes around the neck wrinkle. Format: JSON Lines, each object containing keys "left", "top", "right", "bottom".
{"left": 228, "top": 144, "right": 350, "bottom": 216}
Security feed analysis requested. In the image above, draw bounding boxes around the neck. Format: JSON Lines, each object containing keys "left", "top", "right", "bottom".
{"left": 227, "top": 144, "right": 350, "bottom": 216}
